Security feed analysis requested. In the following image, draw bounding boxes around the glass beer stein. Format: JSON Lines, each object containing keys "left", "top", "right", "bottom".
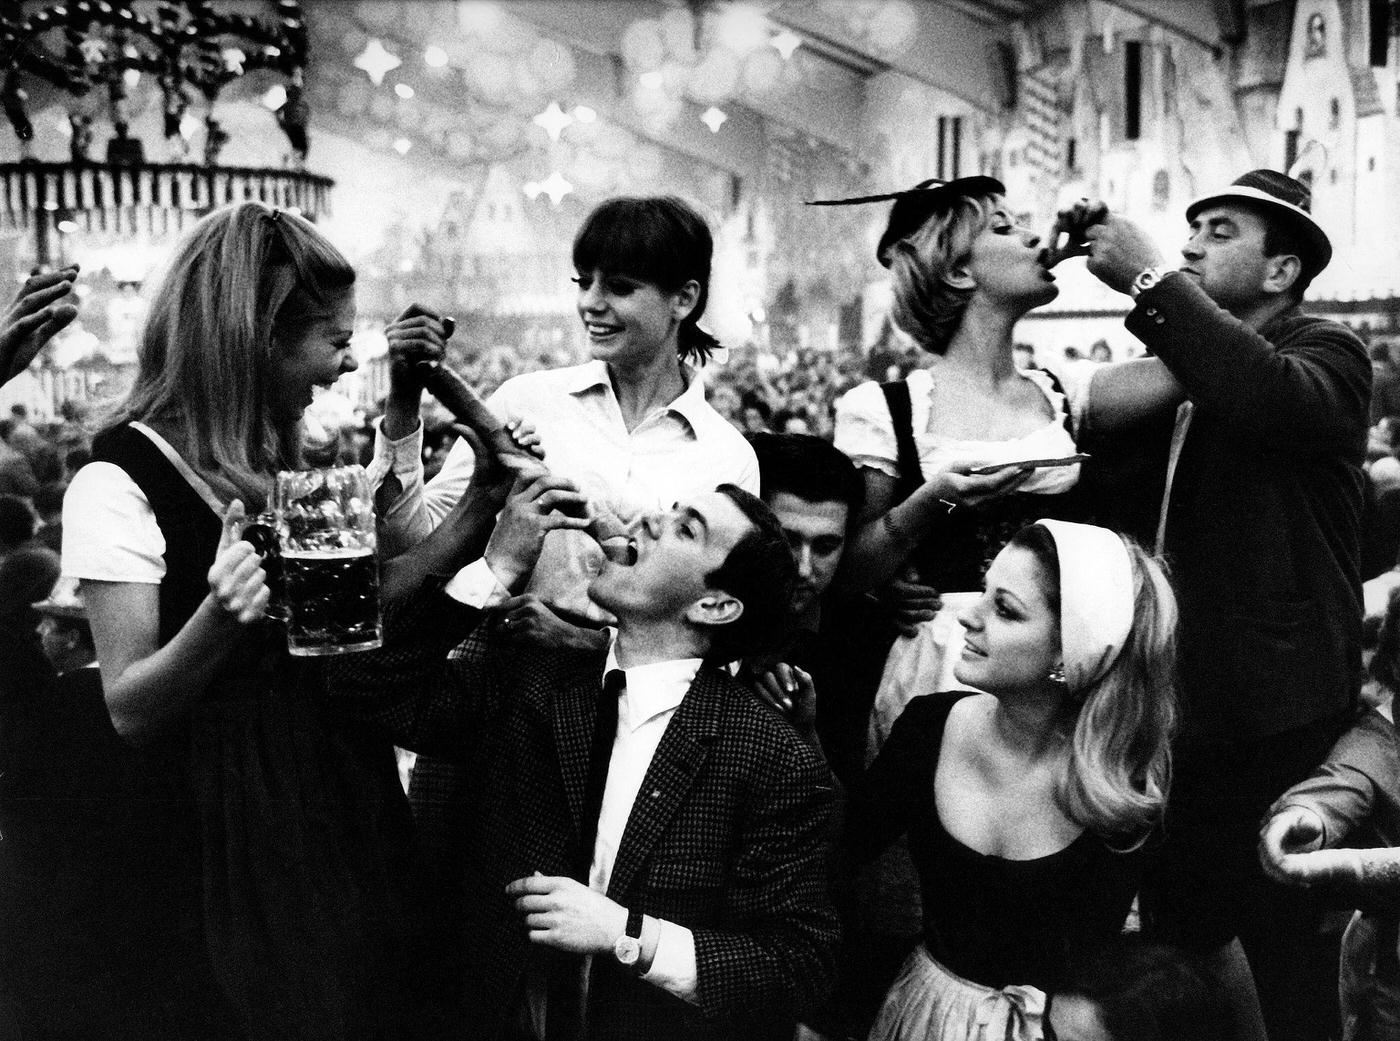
{"left": 272, "top": 464, "right": 382, "bottom": 656}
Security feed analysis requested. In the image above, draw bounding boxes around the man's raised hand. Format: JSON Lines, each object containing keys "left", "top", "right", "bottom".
{"left": 2, "top": 266, "right": 79, "bottom": 385}
{"left": 483, "top": 473, "right": 592, "bottom": 592}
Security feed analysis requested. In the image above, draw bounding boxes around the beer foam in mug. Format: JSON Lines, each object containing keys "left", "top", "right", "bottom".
{"left": 281, "top": 546, "right": 375, "bottom": 559}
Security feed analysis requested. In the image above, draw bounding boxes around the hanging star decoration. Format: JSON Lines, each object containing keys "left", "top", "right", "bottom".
{"left": 77, "top": 35, "right": 108, "bottom": 64}
{"left": 354, "top": 39, "right": 402, "bottom": 86}
{"left": 771, "top": 30, "right": 802, "bottom": 60}
{"left": 538, "top": 170, "right": 573, "bottom": 206}
{"left": 532, "top": 101, "right": 573, "bottom": 142}
{"left": 700, "top": 106, "right": 728, "bottom": 133}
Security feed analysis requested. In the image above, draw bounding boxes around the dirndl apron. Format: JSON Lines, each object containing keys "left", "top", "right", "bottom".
{"left": 1342, "top": 910, "right": 1400, "bottom": 1041}
{"left": 869, "top": 945, "right": 1047, "bottom": 1041}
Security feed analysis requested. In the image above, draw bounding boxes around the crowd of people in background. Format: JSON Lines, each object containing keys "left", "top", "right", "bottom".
{"left": 2, "top": 167, "right": 1400, "bottom": 1041}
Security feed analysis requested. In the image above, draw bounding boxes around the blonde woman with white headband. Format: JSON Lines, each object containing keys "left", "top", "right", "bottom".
{"left": 839, "top": 520, "right": 1178, "bottom": 1041}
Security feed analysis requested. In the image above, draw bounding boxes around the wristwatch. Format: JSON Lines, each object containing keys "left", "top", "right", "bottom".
{"left": 1129, "top": 266, "right": 1172, "bottom": 299}
{"left": 613, "top": 908, "right": 645, "bottom": 970}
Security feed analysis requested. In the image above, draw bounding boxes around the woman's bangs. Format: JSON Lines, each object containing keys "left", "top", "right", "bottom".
{"left": 572, "top": 204, "right": 682, "bottom": 286}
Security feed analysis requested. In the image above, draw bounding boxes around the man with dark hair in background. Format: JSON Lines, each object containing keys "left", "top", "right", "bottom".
{"left": 743, "top": 432, "right": 866, "bottom": 778}
{"left": 32, "top": 481, "right": 65, "bottom": 555}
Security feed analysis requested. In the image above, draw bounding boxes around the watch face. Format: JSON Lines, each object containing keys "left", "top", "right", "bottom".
{"left": 614, "top": 935, "right": 641, "bottom": 966}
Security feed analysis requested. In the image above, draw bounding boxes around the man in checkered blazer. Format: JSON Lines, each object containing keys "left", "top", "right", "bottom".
{"left": 332, "top": 465, "right": 839, "bottom": 1041}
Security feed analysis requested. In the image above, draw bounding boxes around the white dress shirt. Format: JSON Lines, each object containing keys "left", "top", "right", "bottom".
{"left": 444, "top": 569, "right": 700, "bottom": 1005}
{"left": 370, "top": 360, "right": 758, "bottom": 622}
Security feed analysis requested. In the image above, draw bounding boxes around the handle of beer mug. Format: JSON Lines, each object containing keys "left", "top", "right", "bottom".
{"left": 238, "top": 511, "right": 288, "bottom": 622}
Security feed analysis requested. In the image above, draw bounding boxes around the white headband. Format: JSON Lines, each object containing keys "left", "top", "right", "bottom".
{"left": 1036, "top": 519, "right": 1136, "bottom": 692}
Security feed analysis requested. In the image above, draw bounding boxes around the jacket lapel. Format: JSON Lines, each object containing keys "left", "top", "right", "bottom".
{"left": 552, "top": 665, "right": 602, "bottom": 841}
{"left": 605, "top": 667, "right": 725, "bottom": 899}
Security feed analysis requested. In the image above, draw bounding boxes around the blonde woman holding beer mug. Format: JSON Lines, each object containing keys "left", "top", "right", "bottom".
{"left": 59, "top": 202, "right": 423, "bottom": 1040}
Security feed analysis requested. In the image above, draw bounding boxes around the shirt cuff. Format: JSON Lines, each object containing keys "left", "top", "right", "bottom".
{"left": 367, "top": 417, "right": 425, "bottom": 488}
{"left": 642, "top": 919, "right": 699, "bottom": 1004}
{"left": 442, "top": 557, "right": 511, "bottom": 609}
{"left": 1271, "top": 798, "right": 1334, "bottom": 846}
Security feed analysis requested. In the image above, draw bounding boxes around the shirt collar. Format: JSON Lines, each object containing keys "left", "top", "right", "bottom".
{"left": 604, "top": 632, "right": 702, "bottom": 732}
{"left": 564, "top": 360, "right": 613, "bottom": 395}
{"left": 565, "top": 359, "right": 710, "bottom": 432}
{"left": 665, "top": 365, "right": 712, "bottom": 431}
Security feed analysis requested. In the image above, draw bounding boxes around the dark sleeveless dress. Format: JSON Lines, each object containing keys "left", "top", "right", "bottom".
{"left": 87, "top": 424, "right": 425, "bottom": 1041}
{"left": 845, "top": 692, "right": 1143, "bottom": 992}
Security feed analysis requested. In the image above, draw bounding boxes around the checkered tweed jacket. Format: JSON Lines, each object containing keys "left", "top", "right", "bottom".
{"left": 329, "top": 584, "right": 840, "bottom": 1041}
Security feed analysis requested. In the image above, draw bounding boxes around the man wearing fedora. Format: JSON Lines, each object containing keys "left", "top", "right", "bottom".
{"left": 1076, "top": 170, "right": 1370, "bottom": 1040}
{"left": 34, "top": 583, "right": 97, "bottom": 676}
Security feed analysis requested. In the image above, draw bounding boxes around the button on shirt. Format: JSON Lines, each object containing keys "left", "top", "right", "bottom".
{"left": 443, "top": 564, "right": 702, "bottom": 1006}
{"left": 369, "top": 360, "right": 759, "bottom": 622}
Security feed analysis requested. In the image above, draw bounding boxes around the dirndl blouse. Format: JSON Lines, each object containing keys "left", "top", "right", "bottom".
{"left": 834, "top": 367, "right": 1090, "bottom": 593}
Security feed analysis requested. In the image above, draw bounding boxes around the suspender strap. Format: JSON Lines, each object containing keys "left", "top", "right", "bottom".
{"left": 128, "top": 421, "right": 227, "bottom": 516}
{"left": 1037, "top": 366, "right": 1075, "bottom": 436}
{"left": 880, "top": 379, "right": 923, "bottom": 505}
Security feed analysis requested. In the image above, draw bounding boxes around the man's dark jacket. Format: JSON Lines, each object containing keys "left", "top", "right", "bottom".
{"left": 331, "top": 586, "right": 839, "bottom": 1041}
{"left": 1126, "top": 274, "right": 1370, "bottom": 740}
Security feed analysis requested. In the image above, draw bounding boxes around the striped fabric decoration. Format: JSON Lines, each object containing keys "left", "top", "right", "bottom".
{"left": 1019, "top": 68, "right": 1064, "bottom": 177}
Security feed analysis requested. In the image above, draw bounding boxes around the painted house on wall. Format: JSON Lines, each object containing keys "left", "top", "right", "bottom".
{"left": 1278, "top": 0, "right": 1400, "bottom": 331}
{"left": 1011, "top": 0, "right": 1400, "bottom": 355}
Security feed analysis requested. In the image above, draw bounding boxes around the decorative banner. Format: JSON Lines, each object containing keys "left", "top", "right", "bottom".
{"left": 1019, "top": 67, "right": 1063, "bottom": 179}
{"left": 0, "top": 159, "right": 334, "bottom": 238}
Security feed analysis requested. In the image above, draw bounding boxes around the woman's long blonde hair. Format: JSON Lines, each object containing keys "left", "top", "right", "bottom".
{"left": 1013, "top": 524, "right": 1180, "bottom": 849}
{"left": 887, "top": 192, "right": 996, "bottom": 355}
{"left": 105, "top": 201, "right": 354, "bottom": 510}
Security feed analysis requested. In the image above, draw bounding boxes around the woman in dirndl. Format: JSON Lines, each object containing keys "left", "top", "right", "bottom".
{"left": 843, "top": 520, "right": 1178, "bottom": 1041}
{"left": 61, "top": 202, "right": 427, "bottom": 1039}
{"left": 828, "top": 177, "right": 1180, "bottom": 757}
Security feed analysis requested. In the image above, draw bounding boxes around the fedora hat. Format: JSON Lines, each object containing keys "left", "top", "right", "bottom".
{"left": 1185, "top": 169, "right": 1332, "bottom": 275}
{"left": 807, "top": 175, "right": 1006, "bottom": 268}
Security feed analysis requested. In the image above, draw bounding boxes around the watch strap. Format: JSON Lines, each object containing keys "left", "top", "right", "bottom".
{"left": 626, "top": 906, "right": 644, "bottom": 939}
{"left": 1130, "top": 265, "right": 1169, "bottom": 299}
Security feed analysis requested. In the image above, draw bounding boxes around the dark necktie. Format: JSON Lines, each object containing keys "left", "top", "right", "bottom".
{"left": 575, "top": 668, "right": 624, "bottom": 878}
{"left": 546, "top": 668, "right": 625, "bottom": 1041}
